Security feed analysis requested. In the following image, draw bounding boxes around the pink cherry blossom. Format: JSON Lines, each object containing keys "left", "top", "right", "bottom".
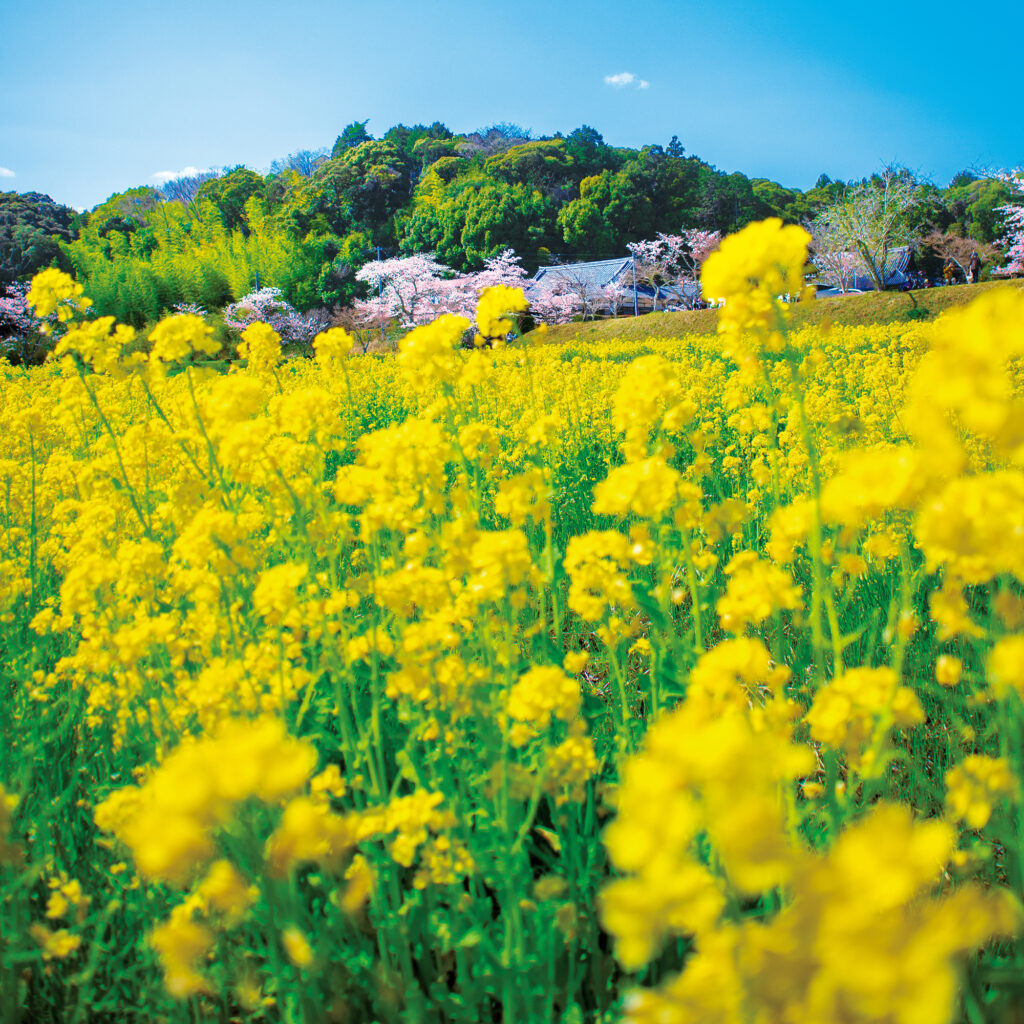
{"left": 994, "top": 172, "right": 1024, "bottom": 278}
{"left": 223, "top": 288, "right": 328, "bottom": 343}
{"left": 627, "top": 230, "right": 720, "bottom": 310}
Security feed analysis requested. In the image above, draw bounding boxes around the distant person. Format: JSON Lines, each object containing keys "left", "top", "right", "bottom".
{"left": 943, "top": 260, "right": 955, "bottom": 285}
{"left": 969, "top": 251, "right": 982, "bottom": 284}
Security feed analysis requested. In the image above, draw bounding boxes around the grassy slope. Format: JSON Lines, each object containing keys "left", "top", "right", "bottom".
{"left": 534, "top": 279, "right": 1024, "bottom": 344}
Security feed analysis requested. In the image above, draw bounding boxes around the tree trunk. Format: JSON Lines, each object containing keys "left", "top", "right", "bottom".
{"left": 856, "top": 240, "right": 885, "bottom": 292}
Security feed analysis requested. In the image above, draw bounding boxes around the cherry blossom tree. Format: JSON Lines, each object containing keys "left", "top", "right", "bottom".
{"left": 349, "top": 292, "right": 395, "bottom": 339}
{"left": 0, "top": 284, "right": 33, "bottom": 336}
{"left": 353, "top": 248, "right": 584, "bottom": 331}
{"left": 224, "top": 288, "right": 329, "bottom": 344}
{"left": 627, "top": 230, "right": 720, "bottom": 311}
{"left": 352, "top": 249, "right": 531, "bottom": 332}
{"left": 326, "top": 304, "right": 386, "bottom": 354}
{"left": 468, "top": 249, "right": 529, "bottom": 291}
{"left": 624, "top": 237, "right": 664, "bottom": 310}
{"left": 809, "top": 214, "right": 861, "bottom": 293}
{"left": 525, "top": 277, "right": 586, "bottom": 325}
{"left": 459, "top": 250, "right": 532, "bottom": 322}
{"left": 677, "top": 229, "right": 721, "bottom": 290}
{"left": 538, "top": 262, "right": 602, "bottom": 320}
{"left": 354, "top": 255, "right": 468, "bottom": 328}
{"left": 172, "top": 301, "right": 209, "bottom": 317}
{"left": 994, "top": 172, "right": 1024, "bottom": 278}
{"left": 597, "top": 279, "right": 631, "bottom": 317}
{"left": 813, "top": 169, "right": 921, "bottom": 291}
{"left": 0, "top": 282, "right": 57, "bottom": 365}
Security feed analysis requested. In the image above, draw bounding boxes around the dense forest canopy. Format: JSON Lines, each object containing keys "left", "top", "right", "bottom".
{"left": 0, "top": 121, "right": 1019, "bottom": 326}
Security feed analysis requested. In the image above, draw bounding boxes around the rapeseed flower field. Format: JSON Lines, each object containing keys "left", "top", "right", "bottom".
{"left": 3, "top": 220, "right": 1024, "bottom": 1023}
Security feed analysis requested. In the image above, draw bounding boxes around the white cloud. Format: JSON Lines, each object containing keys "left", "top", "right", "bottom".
{"left": 604, "top": 72, "right": 650, "bottom": 90}
{"left": 0, "top": 167, "right": 15, "bottom": 178}
{"left": 151, "top": 165, "right": 207, "bottom": 184}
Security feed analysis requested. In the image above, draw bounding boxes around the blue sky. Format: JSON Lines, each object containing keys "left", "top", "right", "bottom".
{"left": 1, "top": 0, "right": 1020, "bottom": 211}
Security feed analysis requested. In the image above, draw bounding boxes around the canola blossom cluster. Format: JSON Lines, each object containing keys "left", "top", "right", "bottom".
{"left": 2, "top": 233, "right": 1024, "bottom": 1024}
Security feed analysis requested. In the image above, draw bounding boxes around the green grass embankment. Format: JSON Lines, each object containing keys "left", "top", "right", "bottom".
{"left": 534, "top": 279, "right": 1024, "bottom": 344}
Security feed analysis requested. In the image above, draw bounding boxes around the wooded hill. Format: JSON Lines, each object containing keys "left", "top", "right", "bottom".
{"left": 0, "top": 121, "right": 1017, "bottom": 326}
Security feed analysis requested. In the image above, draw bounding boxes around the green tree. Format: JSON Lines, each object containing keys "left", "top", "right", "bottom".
{"left": 332, "top": 120, "right": 373, "bottom": 158}
{"left": 197, "top": 168, "right": 266, "bottom": 233}
{"left": 556, "top": 164, "right": 657, "bottom": 255}
{"left": 312, "top": 230, "right": 373, "bottom": 307}
{"left": 556, "top": 194, "right": 614, "bottom": 253}
{"left": 484, "top": 140, "right": 576, "bottom": 194}
{"left": 653, "top": 155, "right": 703, "bottom": 229}
{"left": 816, "top": 168, "right": 922, "bottom": 291}
{"left": 592, "top": 165, "right": 657, "bottom": 243}
{"left": 88, "top": 187, "right": 162, "bottom": 238}
{"left": 944, "top": 176, "right": 1015, "bottom": 243}
{"left": 802, "top": 175, "right": 846, "bottom": 215}
{"left": 750, "top": 179, "right": 812, "bottom": 223}
{"left": 411, "top": 136, "right": 461, "bottom": 171}
{"left": 401, "top": 179, "right": 556, "bottom": 270}
{"left": 286, "top": 140, "right": 414, "bottom": 244}
{"left": 0, "top": 191, "right": 77, "bottom": 286}
{"left": 425, "top": 156, "right": 467, "bottom": 185}
{"left": 564, "top": 125, "right": 609, "bottom": 178}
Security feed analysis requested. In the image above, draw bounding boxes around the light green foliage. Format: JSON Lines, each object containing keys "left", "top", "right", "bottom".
{"left": 62, "top": 195, "right": 322, "bottom": 325}
{"left": 196, "top": 168, "right": 266, "bottom": 233}
{"left": 484, "top": 139, "right": 577, "bottom": 192}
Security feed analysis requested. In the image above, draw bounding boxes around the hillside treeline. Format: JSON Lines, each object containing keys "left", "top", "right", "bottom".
{"left": 0, "top": 121, "right": 1016, "bottom": 325}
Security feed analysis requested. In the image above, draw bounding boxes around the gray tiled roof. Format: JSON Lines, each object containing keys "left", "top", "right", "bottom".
{"left": 532, "top": 257, "right": 635, "bottom": 294}
{"left": 816, "top": 246, "right": 912, "bottom": 291}
{"left": 850, "top": 245, "right": 912, "bottom": 290}
{"left": 658, "top": 280, "right": 702, "bottom": 304}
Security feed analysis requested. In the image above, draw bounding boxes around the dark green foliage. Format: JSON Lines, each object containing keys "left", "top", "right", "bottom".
{"left": 0, "top": 191, "right": 77, "bottom": 286}
{"left": 290, "top": 140, "right": 414, "bottom": 243}
{"left": 314, "top": 230, "right": 374, "bottom": 307}
{"left": 402, "top": 178, "right": 558, "bottom": 270}
{"left": 384, "top": 122, "right": 454, "bottom": 159}
{"left": 750, "top": 178, "right": 814, "bottom": 223}
{"left": 564, "top": 125, "right": 610, "bottom": 178}
{"left": 557, "top": 165, "right": 655, "bottom": 250}
{"left": 332, "top": 119, "right": 374, "bottom": 158}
